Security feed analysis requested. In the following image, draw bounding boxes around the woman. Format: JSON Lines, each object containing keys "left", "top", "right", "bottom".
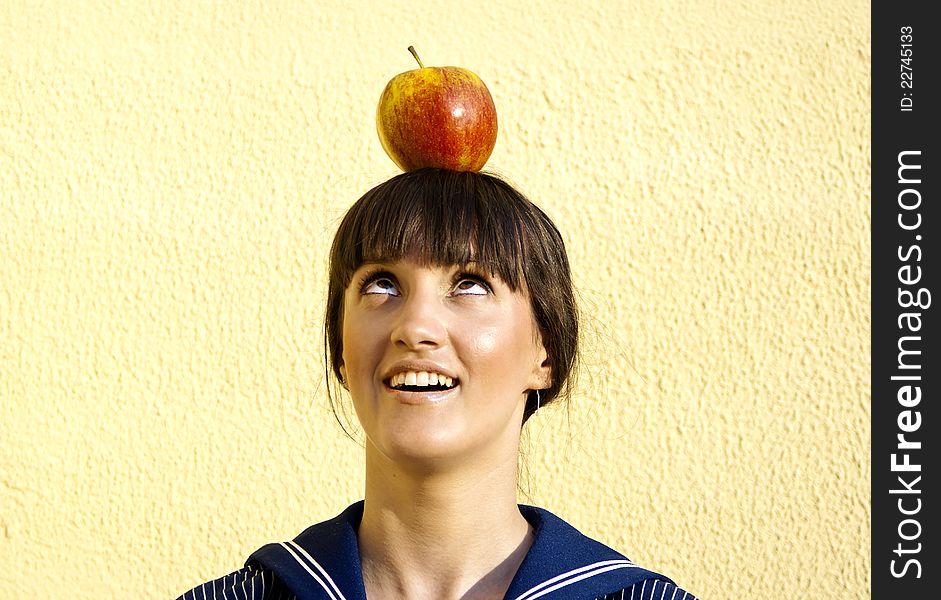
{"left": 175, "top": 168, "right": 697, "bottom": 600}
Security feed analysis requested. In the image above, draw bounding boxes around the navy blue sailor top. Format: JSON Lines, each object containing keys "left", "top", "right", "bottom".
{"left": 175, "top": 501, "right": 697, "bottom": 600}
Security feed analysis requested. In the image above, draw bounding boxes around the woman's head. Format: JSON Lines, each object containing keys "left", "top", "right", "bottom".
{"left": 325, "top": 168, "right": 578, "bottom": 427}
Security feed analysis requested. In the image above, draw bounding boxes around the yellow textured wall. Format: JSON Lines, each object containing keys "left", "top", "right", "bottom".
{"left": 0, "top": 1, "right": 869, "bottom": 598}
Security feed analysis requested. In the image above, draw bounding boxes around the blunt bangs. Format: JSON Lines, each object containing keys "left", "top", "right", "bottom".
{"left": 330, "top": 168, "right": 536, "bottom": 293}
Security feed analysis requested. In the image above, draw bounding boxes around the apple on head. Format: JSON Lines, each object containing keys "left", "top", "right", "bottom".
{"left": 376, "top": 47, "right": 497, "bottom": 172}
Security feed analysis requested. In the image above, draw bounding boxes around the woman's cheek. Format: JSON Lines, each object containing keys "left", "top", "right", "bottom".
{"left": 467, "top": 325, "right": 501, "bottom": 357}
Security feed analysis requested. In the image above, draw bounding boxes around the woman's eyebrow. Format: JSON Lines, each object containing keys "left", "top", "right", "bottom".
{"left": 354, "top": 260, "right": 497, "bottom": 275}
{"left": 355, "top": 261, "right": 395, "bottom": 271}
{"left": 453, "top": 262, "right": 502, "bottom": 278}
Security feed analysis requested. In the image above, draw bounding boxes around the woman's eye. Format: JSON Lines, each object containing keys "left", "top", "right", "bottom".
{"left": 453, "top": 276, "right": 490, "bottom": 296}
{"left": 361, "top": 276, "right": 399, "bottom": 295}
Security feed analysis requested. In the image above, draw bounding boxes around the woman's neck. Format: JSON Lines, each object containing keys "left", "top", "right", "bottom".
{"left": 357, "top": 441, "right": 534, "bottom": 600}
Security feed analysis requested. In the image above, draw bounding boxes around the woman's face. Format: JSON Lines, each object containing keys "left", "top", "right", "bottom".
{"left": 340, "top": 258, "right": 551, "bottom": 468}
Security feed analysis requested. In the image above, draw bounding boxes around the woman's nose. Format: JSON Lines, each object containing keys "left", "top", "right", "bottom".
{"left": 389, "top": 287, "right": 447, "bottom": 349}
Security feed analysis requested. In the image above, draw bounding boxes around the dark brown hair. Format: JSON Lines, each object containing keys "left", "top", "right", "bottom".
{"left": 324, "top": 168, "right": 578, "bottom": 426}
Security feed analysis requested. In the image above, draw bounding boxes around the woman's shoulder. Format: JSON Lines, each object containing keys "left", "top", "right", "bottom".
{"left": 515, "top": 505, "right": 699, "bottom": 600}
{"left": 173, "top": 567, "right": 700, "bottom": 600}
{"left": 173, "top": 569, "right": 701, "bottom": 600}
{"left": 174, "top": 503, "right": 700, "bottom": 600}
{"left": 174, "top": 566, "right": 294, "bottom": 600}
{"left": 596, "top": 579, "right": 699, "bottom": 599}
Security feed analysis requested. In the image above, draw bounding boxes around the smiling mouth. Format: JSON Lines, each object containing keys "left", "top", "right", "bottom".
{"left": 385, "top": 381, "right": 458, "bottom": 393}
{"left": 382, "top": 378, "right": 460, "bottom": 394}
{"left": 394, "top": 384, "right": 453, "bottom": 392}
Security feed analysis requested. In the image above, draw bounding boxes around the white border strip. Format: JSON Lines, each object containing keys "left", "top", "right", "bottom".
{"left": 522, "top": 564, "right": 640, "bottom": 600}
{"left": 285, "top": 540, "right": 349, "bottom": 600}
{"left": 278, "top": 542, "right": 344, "bottom": 600}
{"left": 513, "top": 559, "right": 635, "bottom": 600}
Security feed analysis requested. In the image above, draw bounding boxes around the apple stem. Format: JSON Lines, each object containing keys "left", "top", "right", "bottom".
{"left": 407, "top": 46, "right": 425, "bottom": 69}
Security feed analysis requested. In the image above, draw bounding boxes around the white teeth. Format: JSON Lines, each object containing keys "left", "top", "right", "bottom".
{"left": 390, "top": 371, "right": 456, "bottom": 388}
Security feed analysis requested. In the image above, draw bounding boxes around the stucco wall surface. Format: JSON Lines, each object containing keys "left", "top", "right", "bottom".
{"left": 1, "top": 1, "right": 869, "bottom": 598}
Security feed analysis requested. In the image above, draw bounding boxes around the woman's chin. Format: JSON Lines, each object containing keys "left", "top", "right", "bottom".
{"left": 371, "top": 421, "right": 470, "bottom": 467}
{"left": 356, "top": 390, "right": 525, "bottom": 472}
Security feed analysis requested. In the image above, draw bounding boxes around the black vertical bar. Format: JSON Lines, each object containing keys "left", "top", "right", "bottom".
{"left": 872, "top": 1, "right": 937, "bottom": 596}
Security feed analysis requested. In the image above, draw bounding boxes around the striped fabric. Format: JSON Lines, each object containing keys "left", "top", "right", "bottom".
{"left": 596, "top": 579, "right": 698, "bottom": 599}
{"left": 174, "top": 567, "right": 290, "bottom": 600}
{"left": 175, "top": 566, "right": 698, "bottom": 600}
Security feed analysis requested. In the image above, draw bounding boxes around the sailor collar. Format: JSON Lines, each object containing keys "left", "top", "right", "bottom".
{"left": 246, "top": 501, "right": 670, "bottom": 600}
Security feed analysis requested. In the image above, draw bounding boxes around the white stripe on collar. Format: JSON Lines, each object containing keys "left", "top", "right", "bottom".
{"left": 513, "top": 559, "right": 638, "bottom": 600}
{"left": 279, "top": 541, "right": 349, "bottom": 600}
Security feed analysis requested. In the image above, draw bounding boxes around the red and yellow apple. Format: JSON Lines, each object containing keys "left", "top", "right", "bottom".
{"left": 377, "top": 47, "right": 497, "bottom": 172}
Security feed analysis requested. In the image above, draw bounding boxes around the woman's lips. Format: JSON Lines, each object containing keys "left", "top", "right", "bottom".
{"left": 382, "top": 381, "right": 459, "bottom": 405}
